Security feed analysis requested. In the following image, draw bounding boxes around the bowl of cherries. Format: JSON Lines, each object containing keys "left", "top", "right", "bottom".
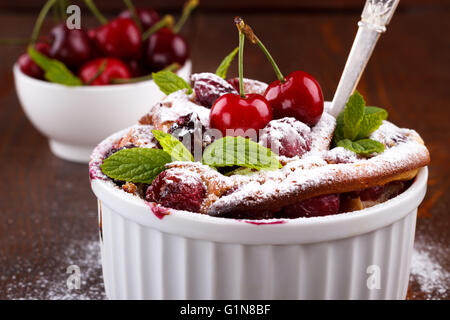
{"left": 13, "top": 0, "right": 197, "bottom": 163}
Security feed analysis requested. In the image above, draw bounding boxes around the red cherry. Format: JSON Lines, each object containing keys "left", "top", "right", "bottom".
{"left": 79, "top": 58, "right": 131, "bottom": 85}
{"left": 92, "top": 18, "right": 142, "bottom": 60}
{"left": 119, "top": 7, "right": 160, "bottom": 31}
{"left": 48, "top": 24, "right": 92, "bottom": 68}
{"left": 146, "top": 169, "right": 206, "bottom": 213}
{"left": 210, "top": 93, "right": 273, "bottom": 137}
{"left": 265, "top": 70, "right": 324, "bottom": 126}
{"left": 280, "top": 194, "right": 340, "bottom": 218}
{"left": 144, "top": 28, "right": 189, "bottom": 72}
{"left": 17, "top": 42, "right": 50, "bottom": 80}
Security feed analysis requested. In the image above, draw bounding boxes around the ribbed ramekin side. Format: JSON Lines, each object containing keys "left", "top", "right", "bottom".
{"left": 99, "top": 204, "right": 418, "bottom": 300}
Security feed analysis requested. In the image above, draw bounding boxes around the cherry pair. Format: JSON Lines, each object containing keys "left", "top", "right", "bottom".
{"left": 210, "top": 17, "right": 324, "bottom": 140}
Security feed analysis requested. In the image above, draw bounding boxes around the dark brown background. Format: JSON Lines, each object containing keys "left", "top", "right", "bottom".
{"left": 0, "top": 0, "right": 448, "bottom": 300}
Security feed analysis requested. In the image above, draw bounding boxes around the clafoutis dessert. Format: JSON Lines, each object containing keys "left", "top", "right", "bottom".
{"left": 89, "top": 18, "right": 430, "bottom": 220}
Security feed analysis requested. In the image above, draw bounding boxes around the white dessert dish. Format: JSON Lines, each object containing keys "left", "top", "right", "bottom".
{"left": 13, "top": 60, "right": 191, "bottom": 163}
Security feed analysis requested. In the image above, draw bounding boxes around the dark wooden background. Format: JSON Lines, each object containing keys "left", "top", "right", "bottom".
{"left": 0, "top": 0, "right": 448, "bottom": 300}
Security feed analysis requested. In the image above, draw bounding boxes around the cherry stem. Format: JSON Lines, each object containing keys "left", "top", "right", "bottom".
{"left": 142, "top": 15, "right": 174, "bottom": 41}
{"left": 58, "top": 0, "right": 68, "bottom": 20}
{"left": 173, "top": 0, "right": 198, "bottom": 34}
{"left": 235, "top": 17, "right": 246, "bottom": 98}
{"left": 30, "top": 0, "right": 58, "bottom": 44}
{"left": 123, "top": 0, "right": 142, "bottom": 32}
{"left": 84, "top": 0, "right": 108, "bottom": 25}
{"left": 86, "top": 59, "right": 107, "bottom": 85}
{"left": 236, "top": 17, "right": 285, "bottom": 83}
{"left": 110, "top": 63, "right": 180, "bottom": 84}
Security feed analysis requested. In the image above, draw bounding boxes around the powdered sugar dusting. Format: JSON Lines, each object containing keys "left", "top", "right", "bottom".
{"left": 410, "top": 242, "right": 450, "bottom": 299}
{"left": 118, "top": 125, "right": 157, "bottom": 148}
{"left": 3, "top": 239, "right": 105, "bottom": 300}
{"left": 309, "top": 112, "right": 336, "bottom": 151}
{"left": 148, "top": 90, "right": 210, "bottom": 131}
{"left": 259, "top": 117, "right": 311, "bottom": 158}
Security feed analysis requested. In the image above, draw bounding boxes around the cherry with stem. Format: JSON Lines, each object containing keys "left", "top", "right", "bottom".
{"left": 209, "top": 17, "right": 273, "bottom": 138}
{"left": 237, "top": 17, "right": 324, "bottom": 127}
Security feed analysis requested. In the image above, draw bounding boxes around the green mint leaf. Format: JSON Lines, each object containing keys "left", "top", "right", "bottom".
{"left": 356, "top": 106, "right": 388, "bottom": 139}
{"left": 152, "top": 130, "right": 194, "bottom": 162}
{"left": 27, "top": 46, "right": 82, "bottom": 86}
{"left": 343, "top": 91, "right": 365, "bottom": 140}
{"left": 202, "top": 136, "right": 281, "bottom": 171}
{"left": 152, "top": 70, "right": 192, "bottom": 95}
{"left": 337, "top": 138, "right": 385, "bottom": 155}
{"left": 100, "top": 148, "right": 172, "bottom": 184}
{"left": 333, "top": 92, "right": 389, "bottom": 156}
{"left": 333, "top": 111, "right": 345, "bottom": 144}
{"left": 215, "top": 47, "right": 239, "bottom": 79}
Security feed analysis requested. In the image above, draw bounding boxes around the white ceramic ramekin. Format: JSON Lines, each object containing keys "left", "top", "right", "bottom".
{"left": 13, "top": 61, "right": 191, "bottom": 163}
{"left": 90, "top": 129, "right": 428, "bottom": 300}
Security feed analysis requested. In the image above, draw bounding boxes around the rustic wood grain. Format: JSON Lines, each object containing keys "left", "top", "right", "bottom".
{"left": 0, "top": 3, "right": 448, "bottom": 299}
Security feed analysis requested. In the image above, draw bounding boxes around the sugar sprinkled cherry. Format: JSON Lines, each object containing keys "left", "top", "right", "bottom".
{"left": 237, "top": 17, "right": 324, "bottom": 126}
{"left": 209, "top": 17, "right": 272, "bottom": 138}
{"left": 146, "top": 169, "right": 206, "bottom": 213}
{"left": 79, "top": 58, "right": 131, "bottom": 85}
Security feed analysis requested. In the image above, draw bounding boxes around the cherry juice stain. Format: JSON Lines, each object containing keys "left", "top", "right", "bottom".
{"left": 242, "top": 220, "right": 286, "bottom": 226}
{"left": 145, "top": 201, "right": 171, "bottom": 219}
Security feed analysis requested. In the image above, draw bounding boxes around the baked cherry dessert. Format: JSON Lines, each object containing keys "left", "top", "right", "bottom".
{"left": 90, "top": 18, "right": 430, "bottom": 220}
{"left": 13, "top": 0, "right": 197, "bottom": 86}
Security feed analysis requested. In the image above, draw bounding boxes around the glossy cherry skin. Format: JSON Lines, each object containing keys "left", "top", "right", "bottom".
{"left": 92, "top": 18, "right": 142, "bottom": 60}
{"left": 209, "top": 93, "right": 273, "bottom": 137}
{"left": 145, "top": 28, "right": 189, "bottom": 72}
{"left": 264, "top": 70, "right": 324, "bottom": 126}
{"left": 79, "top": 58, "right": 131, "bottom": 85}
{"left": 17, "top": 42, "right": 50, "bottom": 80}
{"left": 119, "top": 7, "right": 160, "bottom": 31}
{"left": 48, "top": 24, "right": 92, "bottom": 68}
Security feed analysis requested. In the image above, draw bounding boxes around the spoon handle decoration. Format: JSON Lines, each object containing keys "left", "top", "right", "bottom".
{"left": 329, "top": 0, "right": 400, "bottom": 117}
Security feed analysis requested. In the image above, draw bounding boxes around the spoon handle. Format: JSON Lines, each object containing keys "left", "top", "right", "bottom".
{"left": 329, "top": 0, "right": 400, "bottom": 117}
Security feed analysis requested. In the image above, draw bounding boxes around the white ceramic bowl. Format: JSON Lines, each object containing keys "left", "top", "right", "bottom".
{"left": 90, "top": 128, "right": 428, "bottom": 300}
{"left": 13, "top": 61, "right": 191, "bottom": 163}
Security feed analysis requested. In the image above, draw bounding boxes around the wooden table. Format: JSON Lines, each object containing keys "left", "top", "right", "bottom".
{"left": 0, "top": 1, "right": 448, "bottom": 300}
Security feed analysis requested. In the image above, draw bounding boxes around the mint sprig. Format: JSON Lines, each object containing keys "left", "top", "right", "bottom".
{"left": 27, "top": 46, "right": 82, "bottom": 86}
{"left": 202, "top": 136, "right": 281, "bottom": 171}
{"left": 152, "top": 70, "right": 192, "bottom": 95}
{"left": 215, "top": 47, "right": 239, "bottom": 79}
{"left": 333, "top": 91, "right": 388, "bottom": 155}
{"left": 152, "top": 130, "right": 194, "bottom": 162}
{"left": 100, "top": 148, "right": 172, "bottom": 184}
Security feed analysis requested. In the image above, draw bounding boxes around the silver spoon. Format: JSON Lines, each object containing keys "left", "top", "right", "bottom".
{"left": 329, "top": 0, "right": 400, "bottom": 118}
